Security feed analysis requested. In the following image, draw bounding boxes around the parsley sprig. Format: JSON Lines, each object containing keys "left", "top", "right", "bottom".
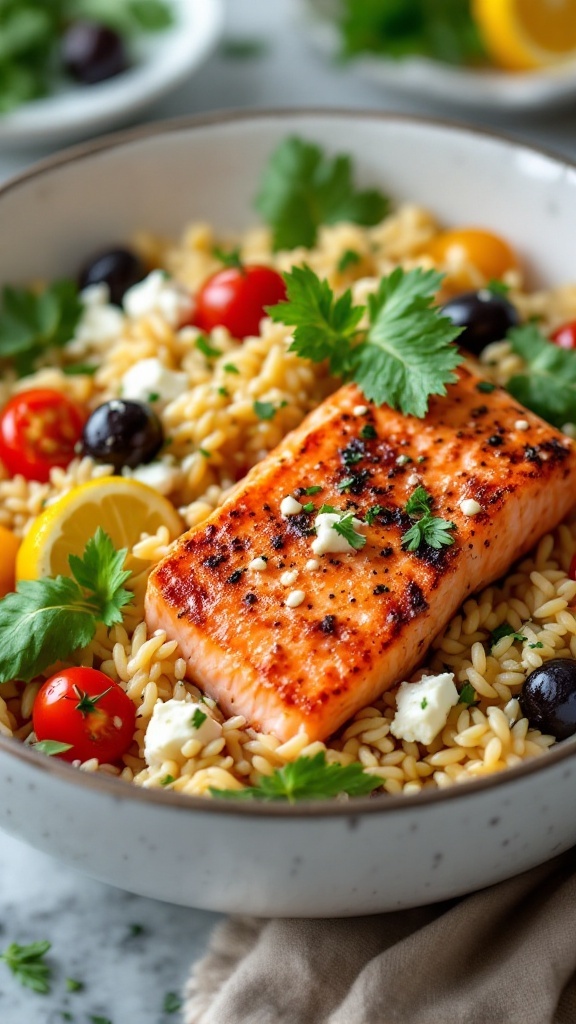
{"left": 267, "top": 264, "right": 463, "bottom": 417}
{"left": 506, "top": 323, "right": 576, "bottom": 430}
{"left": 0, "top": 528, "right": 132, "bottom": 683}
{"left": 0, "top": 279, "right": 83, "bottom": 376}
{"left": 0, "top": 940, "right": 52, "bottom": 994}
{"left": 255, "top": 137, "right": 389, "bottom": 251}
{"left": 337, "top": 0, "right": 486, "bottom": 66}
{"left": 402, "top": 485, "right": 456, "bottom": 551}
{"left": 211, "top": 751, "right": 381, "bottom": 802}
{"left": 331, "top": 511, "right": 366, "bottom": 551}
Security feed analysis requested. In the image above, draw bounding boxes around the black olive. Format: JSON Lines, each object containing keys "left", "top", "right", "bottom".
{"left": 81, "top": 400, "right": 164, "bottom": 471}
{"left": 78, "top": 248, "right": 146, "bottom": 306}
{"left": 519, "top": 658, "right": 576, "bottom": 741}
{"left": 61, "top": 21, "right": 128, "bottom": 85}
{"left": 441, "top": 289, "right": 520, "bottom": 356}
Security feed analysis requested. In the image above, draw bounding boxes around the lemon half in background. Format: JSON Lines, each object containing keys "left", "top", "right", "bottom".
{"left": 473, "top": 0, "right": 576, "bottom": 72}
{"left": 16, "top": 477, "right": 183, "bottom": 582}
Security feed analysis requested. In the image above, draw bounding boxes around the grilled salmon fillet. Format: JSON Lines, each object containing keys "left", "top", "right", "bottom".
{"left": 145, "top": 368, "right": 576, "bottom": 742}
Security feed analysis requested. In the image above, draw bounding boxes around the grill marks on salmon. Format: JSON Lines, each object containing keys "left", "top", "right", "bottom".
{"left": 145, "top": 369, "right": 576, "bottom": 742}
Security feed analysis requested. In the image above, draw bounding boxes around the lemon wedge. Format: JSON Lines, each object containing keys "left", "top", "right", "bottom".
{"left": 16, "top": 477, "right": 183, "bottom": 582}
{"left": 0, "top": 525, "right": 21, "bottom": 597}
{"left": 473, "top": 0, "right": 576, "bottom": 71}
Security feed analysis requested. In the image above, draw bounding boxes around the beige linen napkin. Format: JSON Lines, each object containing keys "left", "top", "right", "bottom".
{"left": 184, "top": 850, "right": 576, "bottom": 1024}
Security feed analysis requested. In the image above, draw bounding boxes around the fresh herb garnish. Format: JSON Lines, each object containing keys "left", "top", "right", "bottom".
{"left": 332, "top": 512, "right": 366, "bottom": 551}
{"left": 220, "top": 36, "right": 267, "bottom": 59}
{"left": 476, "top": 381, "right": 496, "bottom": 394}
{"left": 147, "top": 392, "right": 160, "bottom": 403}
{"left": 211, "top": 751, "right": 381, "bottom": 802}
{"left": 486, "top": 278, "right": 511, "bottom": 296}
{"left": 66, "top": 978, "right": 84, "bottom": 992}
{"left": 506, "top": 323, "right": 576, "bottom": 429}
{"left": 490, "top": 622, "right": 527, "bottom": 647}
{"left": 255, "top": 137, "right": 389, "bottom": 251}
{"left": 199, "top": 448, "right": 211, "bottom": 458}
{"left": 336, "top": 475, "right": 357, "bottom": 492}
{"left": 267, "top": 264, "right": 463, "bottom": 417}
{"left": 529, "top": 642, "right": 544, "bottom": 650}
{"left": 365, "top": 504, "right": 385, "bottom": 526}
{"left": 402, "top": 486, "right": 456, "bottom": 552}
{"left": 212, "top": 246, "right": 243, "bottom": 270}
{"left": 62, "top": 362, "right": 98, "bottom": 376}
{"left": 163, "top": 992, "right": 182, "bottom": 1014}
{"left": 195, "top": 335, "right": 221, "bottom": 358}
{"left": 0, "top": 528, "right": 131, "bottom": 684}
{"left": 420, "top": 697, "right": 428, "bottom": 710}
{"left": 253, "top": 400, "right": 276, "bottom": 421}
{"left": 337, "top": 249, "right": 361, "bottom": 274}
{"left": 0, "top": 279, "right": 83, "bottom": 376}
{"left": 360, "top": 423, "right": 377, "bottom": 439}
{"left": 303, "top": 485, "right": 322, "bottom": 495}
{"left": 128, "top": 924, "right": 145, "bottom": 937}
{"left": 223, "top": 362, "right": 240, "bottom": 374}
{"left": 458, "top": 683, "right": 479, "bottom": 708}
{"left": 31, "top": 739, "right": 73, "bottom": 756}
{"left": 191, "top": 708, "right": 207, "bottom": 729}
{"left": 160, "top": 774, "right": 175, "bottom": 786}
{"left": 337, "top": 0, "right": 486, "bottom": 65}
{"left": 89, "top": 1016, "right": 112, "bottom": 1024}
{"left": 0, "top": 940, "right": 52, "bottom": 993}
{"left": 301, "top": 502, "right": 315, "bottom": 513}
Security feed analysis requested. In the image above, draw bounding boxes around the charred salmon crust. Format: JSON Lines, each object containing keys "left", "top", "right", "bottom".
{"left": 145, "top": 369, "right": 576, "bottom": 742}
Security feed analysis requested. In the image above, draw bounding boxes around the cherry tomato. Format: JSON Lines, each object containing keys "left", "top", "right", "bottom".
{"left": 550, "top": 321, "right": 576, "bottom": 351}
{"left": 427, "top": 228, "right": 519, "bottom": 289}
{"left": 33, "top": 667, "right": 136, "bottom": 764}
{"left": 0, "top": 389, "right": 85, "bottom": 483}
{"left": 193, "top": 265, "right": 286, "bottom": 340}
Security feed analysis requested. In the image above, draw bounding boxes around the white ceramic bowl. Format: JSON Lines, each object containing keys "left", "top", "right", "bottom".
{"left": 0, "top": 0, "right": 223, "bottom": 147}
{"left": 1, "top": 111, "right": 576, "bottom": 916}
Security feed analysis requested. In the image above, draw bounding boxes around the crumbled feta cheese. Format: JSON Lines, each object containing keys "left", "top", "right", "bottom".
{"left": 280, "top": 496, "right": 303, "bottom": 517}
{"left": 286, "top": 590, "right": 306, "bottom": 608}
{"left": 121, "top": 358, "right": 188, "bottom": 406}
{"left": 459, "top": 498, "right": 482, "bottom": 517}
{"left": 515, "top": 419, "right": 530, "bottom": 431}
{"left": 73, "top": 284, "right": 125, "bottom": 346}
{"left": 407, "top": 473, "right": 420, "bottom": 488}
{"left": 144, "top": 698, "right": 222, "bottom": 766}
{"left": 305, "top": 558, "right": 320, "bottom": 571}
{"left": 390, "top": 673, "right": 459, "bottom": 745}
{"left": 353, "top": 405, "right": 368, "bottom": 416}
{"left": 396, "top": 454, "right": 411, "bottom": 466}
{"left": 248, "top": 557, "right": 268, "bottom": 572}
{"left": 123, "top": 270, "right": 193, "bottom": 328}
{"left": 280, "top": 569, "right": 299, "bottom": 587}
{"left": 312, "top": 512, "right": 365, "bottom": 556}
{"left": 122, "top": 460, "right": 181, "bottom": 495}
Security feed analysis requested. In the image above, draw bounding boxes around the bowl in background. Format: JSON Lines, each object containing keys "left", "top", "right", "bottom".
{"left": 1, "top": 111, "right": 576, "bottom": 915}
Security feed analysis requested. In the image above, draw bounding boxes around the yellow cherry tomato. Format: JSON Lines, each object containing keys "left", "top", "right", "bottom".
{"left": 426, "top": 228, "right": 519, "bottom": 291}
{"left": 0, "top": 525, "right": 20, "bottom": 598}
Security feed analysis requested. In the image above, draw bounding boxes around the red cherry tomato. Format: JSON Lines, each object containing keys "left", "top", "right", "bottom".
{"left": 193, "top": 265, "right": 286, "bottom": 340}
{"left": 0, "top": 388, "right": 85, "bottom": 483}
{"left": 33, "top": 667, "right": 136, "bottom": 764}
{"left": 550, "top": 321, "right": 576, "bottom": 350}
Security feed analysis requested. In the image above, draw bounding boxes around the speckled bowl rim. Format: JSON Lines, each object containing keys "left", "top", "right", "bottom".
{"left": 2, "top": 107, "right": 576, "bottom": 819}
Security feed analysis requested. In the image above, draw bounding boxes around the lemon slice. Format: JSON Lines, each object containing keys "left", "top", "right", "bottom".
{"left": 16, "top": 477, "right": 183, "bottom": 582}
{"left": 473, "top": 0, "right": 576, "bottom": 71}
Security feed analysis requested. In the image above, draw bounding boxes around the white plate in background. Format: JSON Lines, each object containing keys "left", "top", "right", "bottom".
{"left": 298, "top": 0, "right": 576, "bottom": 113}
{"left": 0, "top": 0, "right": 224, "bottom": 147}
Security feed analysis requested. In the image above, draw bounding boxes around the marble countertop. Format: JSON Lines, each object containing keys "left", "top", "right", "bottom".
{"left": 2, "top": 1, "right": 576, "bottom": 1019}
